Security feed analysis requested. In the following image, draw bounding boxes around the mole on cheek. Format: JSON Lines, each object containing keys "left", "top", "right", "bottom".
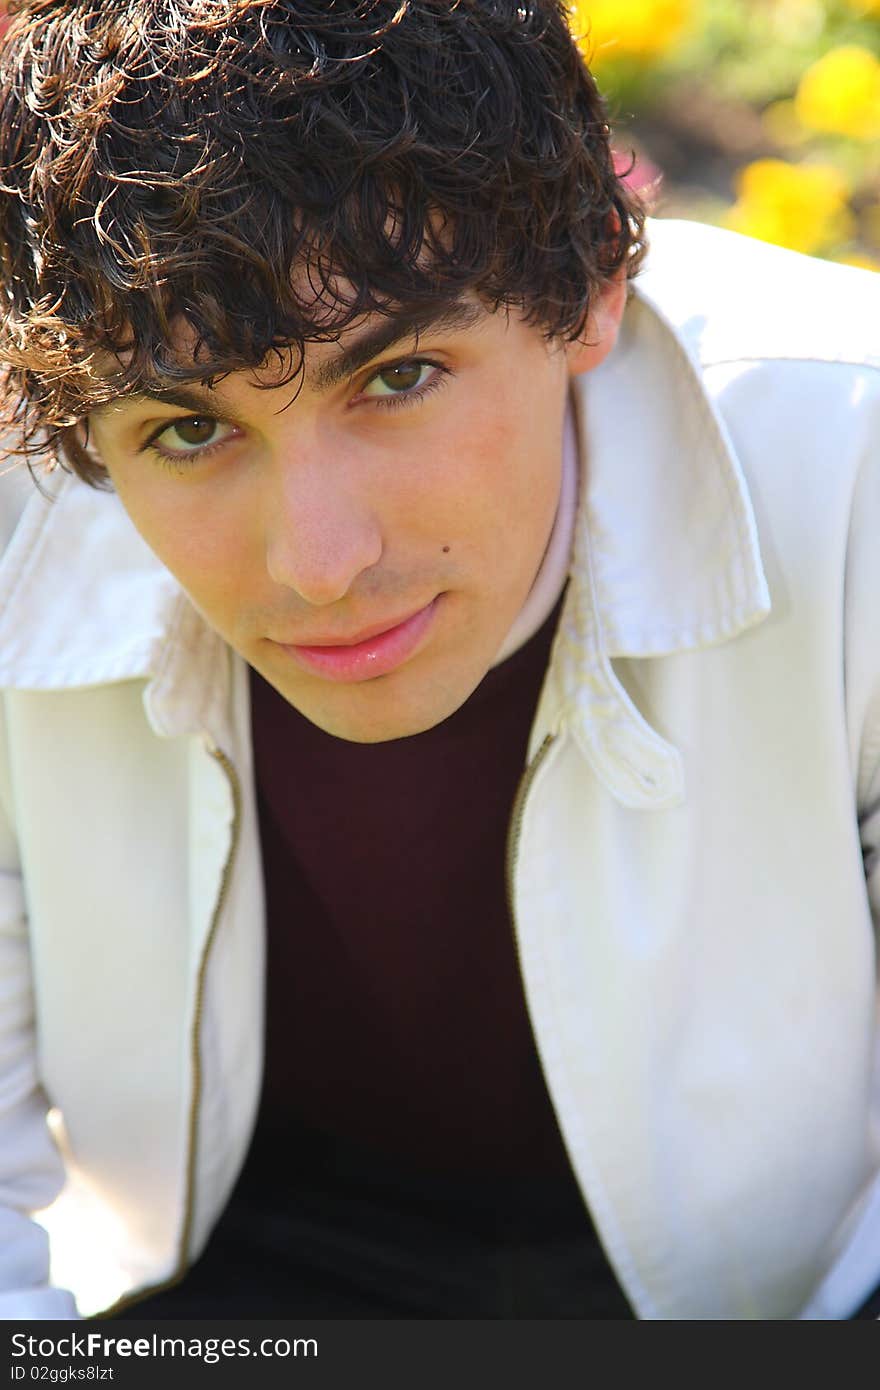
{"left": 442, "top": 545, "right": 450, "bottom": 553}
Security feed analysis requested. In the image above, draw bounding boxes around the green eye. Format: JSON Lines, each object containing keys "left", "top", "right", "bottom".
{"left": 376, "top": 362, "right": 425, "bottom": 392}
{"left": 144, "top": 414, "right": 238, "bottom": 465}
{"left": 362, "top": 360, "right": 434, "bottom": 398}
{"left": 166, "top": 417, "right": 220, "bottom": 447}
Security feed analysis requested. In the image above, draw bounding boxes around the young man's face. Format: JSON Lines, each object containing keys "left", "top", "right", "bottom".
{"left": 90, "top": 284, "right": 624, "bottom": 742}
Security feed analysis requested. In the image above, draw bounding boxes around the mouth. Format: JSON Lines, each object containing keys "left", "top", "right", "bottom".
{"left": 273, "top": 597, "right": 441, "bottom": 683}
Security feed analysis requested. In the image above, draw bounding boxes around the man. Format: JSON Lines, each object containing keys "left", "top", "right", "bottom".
{"left": 0, "top": 0, "right": 877, "bottom": 1322}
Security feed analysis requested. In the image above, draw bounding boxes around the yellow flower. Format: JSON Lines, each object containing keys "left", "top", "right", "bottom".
{"left": 568, "top": 0, "right": 695, "bottom": 64}
{"left": 722, "top": 159, "right": 854, "bottom": 255}
{"left": 794, "top": 45, "right": 880, "bottom": 141}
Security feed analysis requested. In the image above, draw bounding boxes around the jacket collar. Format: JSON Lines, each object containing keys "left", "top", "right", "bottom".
{"left": 528, "top": 280, "right": 771, "bottom": 808}
{"left": 574, "top": 286, "right": 770, "bottom": 661}
{"left": 0, "top": 469, "right": 232, "bottom": 739}
{"left": 0, "top": 281, "right": 771, "bottom": 783}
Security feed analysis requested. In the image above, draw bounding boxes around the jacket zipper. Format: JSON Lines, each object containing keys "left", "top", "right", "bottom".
{"left": 96, "top": 743, "right": 243, "bottom": 1318}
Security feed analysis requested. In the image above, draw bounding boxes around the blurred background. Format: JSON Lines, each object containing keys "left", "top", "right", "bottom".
{"left": 569, "top": 0, "right": 880, "bottom": 269}
{"left": 0, "top": 2, "right": 876, "bottom": 269}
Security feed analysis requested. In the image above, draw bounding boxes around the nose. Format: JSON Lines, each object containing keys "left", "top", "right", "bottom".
{"left": 264, "top": 454, "right": 384, "bottom": 606}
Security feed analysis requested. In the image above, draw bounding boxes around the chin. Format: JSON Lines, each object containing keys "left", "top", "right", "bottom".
{"left": 299, "top": 703, "right": 455, "bottom": 745}
{"left": 293, "top": 676, "right": 480, "bottom": 744}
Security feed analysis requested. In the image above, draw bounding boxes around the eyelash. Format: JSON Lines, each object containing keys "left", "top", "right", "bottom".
{"left": 142, "top": 357, "right": 452, "bottom": 473}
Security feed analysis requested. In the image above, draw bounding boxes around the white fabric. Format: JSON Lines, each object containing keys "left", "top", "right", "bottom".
{"left": 0, "top": 221, "right": 878, "bottom": 1319}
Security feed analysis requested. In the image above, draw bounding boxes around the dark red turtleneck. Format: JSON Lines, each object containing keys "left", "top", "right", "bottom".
{"left": 249, "top": 592, "right": 574, "bottom": 1177}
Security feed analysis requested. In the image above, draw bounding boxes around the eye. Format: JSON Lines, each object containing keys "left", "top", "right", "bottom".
{"left": 360, "top": 359, "right": 438, "bottom": 400}
{"left": 165, "top": 417, "right": 221, "bottom": 447}
{"left": 144, "top": 415, "right": 237, "bottom": 459}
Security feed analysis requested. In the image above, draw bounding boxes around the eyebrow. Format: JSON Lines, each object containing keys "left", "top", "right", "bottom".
{"left": 308, "top": 299, "right": 485, "bottom": 391}
{"left": 92, "top": 299, "right": 486, "bottom": 419}
{"left": 91, "top": 381, "right": 237, "bottom": 420}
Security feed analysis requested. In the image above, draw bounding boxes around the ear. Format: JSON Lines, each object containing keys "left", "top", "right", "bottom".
{"left": 564, "top": 265, "right": 627, "bottom": 378}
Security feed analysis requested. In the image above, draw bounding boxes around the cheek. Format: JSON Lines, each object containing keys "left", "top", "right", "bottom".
{"left": 173, "top": 518, "right": 252, "bottom": 605}
{"left": 406, "top": 385, "right": 562, "bottom": 560}
{"left": 455, "top": 396, "right": 561, "bottom": 513}
{"left": 114, "top": 480, "right": 250, "bottom": 609}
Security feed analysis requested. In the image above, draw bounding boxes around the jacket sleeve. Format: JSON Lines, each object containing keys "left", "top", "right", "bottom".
{"left": 0, "top": 695, "right": 78, "bottom": 1318}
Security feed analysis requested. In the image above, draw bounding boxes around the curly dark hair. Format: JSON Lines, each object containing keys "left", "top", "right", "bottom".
{"left": 0, "top": 0, "right": 645, "bottom": 488}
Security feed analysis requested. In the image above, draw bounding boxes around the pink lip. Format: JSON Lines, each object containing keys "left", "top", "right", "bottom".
{"left": 276, "top": 598, "right": 440, "bottom": 682}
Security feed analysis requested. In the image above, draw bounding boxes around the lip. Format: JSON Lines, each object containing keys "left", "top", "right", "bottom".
{"left": 275, "top": 597, "right": 440, "bottom": 683}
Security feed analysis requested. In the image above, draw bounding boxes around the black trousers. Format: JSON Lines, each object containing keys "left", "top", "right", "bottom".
{"left": 120, "top": 1126, "right": 634, "bottom": 1320}
{"left": 116, "top": 1125, "right": 880, "bottom": 1321}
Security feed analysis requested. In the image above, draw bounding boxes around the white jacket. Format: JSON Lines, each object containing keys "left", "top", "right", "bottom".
{"left": 0, "top": 220, "right": 878, "bottom": 1321}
